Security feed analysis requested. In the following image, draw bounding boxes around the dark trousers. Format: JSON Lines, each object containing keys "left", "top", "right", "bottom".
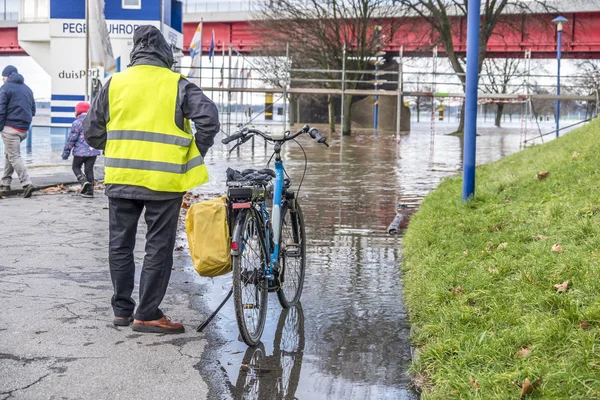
{"left": 108, "top": 196, "right": 183, "bottom": 321}
{"left": 72, "top": 156, "right": 97, "bottom": 183}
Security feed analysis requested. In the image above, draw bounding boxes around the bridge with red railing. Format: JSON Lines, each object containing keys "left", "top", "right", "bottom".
{"left": 3, "top": 6, "right": 600, "bottom": 58}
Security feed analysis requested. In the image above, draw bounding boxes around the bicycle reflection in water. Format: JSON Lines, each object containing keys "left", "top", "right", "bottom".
{"left": 230, "top": 304, "right": 305, "bottom": 400}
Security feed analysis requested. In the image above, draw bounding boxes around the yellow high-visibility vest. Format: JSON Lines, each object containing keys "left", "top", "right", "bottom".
{"left": 104, "top": 65, "right": 209, "bottom": 192}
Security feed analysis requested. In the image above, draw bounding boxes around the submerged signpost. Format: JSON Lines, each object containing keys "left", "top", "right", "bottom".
{"left": 462, "top": 0, "right": 481, "bottom": 201}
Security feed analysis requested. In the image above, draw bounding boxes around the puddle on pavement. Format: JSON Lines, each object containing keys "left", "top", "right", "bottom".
{"left": 180, "top": 121, "right": 561, "bottom": 399}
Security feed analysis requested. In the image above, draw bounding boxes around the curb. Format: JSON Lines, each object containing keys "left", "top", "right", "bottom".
{"left": 0, "top": 181, "right": 79, "bottom": 198}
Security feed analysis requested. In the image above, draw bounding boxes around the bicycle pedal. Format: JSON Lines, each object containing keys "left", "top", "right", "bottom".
{"left": 284, "top": 244, "right": 301, "bottom": 258}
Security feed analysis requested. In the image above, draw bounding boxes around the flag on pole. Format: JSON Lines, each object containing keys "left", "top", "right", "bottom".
{"left": 188, "top": 21, "right": 203, "bottom": 79}
{"left": 88, "top": 0, "right": 116, "bottom": 75}
{"left": 208, "top": 30, "right": 215, "bottom": 63}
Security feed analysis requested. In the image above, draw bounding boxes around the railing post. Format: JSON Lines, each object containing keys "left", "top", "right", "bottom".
{"left": 396, "top": 46, "right": 403, "bottom": 136}
{"left": 26, "top": 126, "right": 32, "bottom": 150}
{"left": 340, "top": 44, "right": 346, "bottom": 138}
{"left": 283, "top": 43, "right": 289, "bottom": 133}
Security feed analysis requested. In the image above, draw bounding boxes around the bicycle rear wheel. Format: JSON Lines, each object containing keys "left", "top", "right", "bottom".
{"left": 277, "top": 200, "right": 306, "bottom": 308}
{"left": 232, "top": 208, "right": 269, "bottom": 346}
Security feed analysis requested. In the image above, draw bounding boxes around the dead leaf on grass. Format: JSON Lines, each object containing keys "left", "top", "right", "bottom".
{"left": 469, "top": 376, "right": 479, "bottom": 390}
{"left": 449, "top": 286, "right": 464, "bottom": 296}
{"left": 488, "top": 267, "right": 499, "bottom": 274}
{"left": 463, "top": 250, "right": 469, "bottom": 255}
{"left": 554, "top": 280, "right": 569, "bottom": 293}
{"left": 517, "top": 377, "right": 543, "bottom": 398}
{"left": 491, "top": 223, "right": 504, "bottom": 232}
{"left": 516, "top": 348, "right": 532, "bottom": 358}
{"left": 573, "top": 151, "right": 580, "bottom": 158}
{"left": 578, "top": 321, "right": 590, "bottom": 330}
{"left": 537, "top": 171, "right": 550, "bottom": 180}
{"left": 497, "top": 242, "right": 508, "bottom": 250}
{"left": 532, "top": 234, "right": 549, "bottom": 241}
{"left": 551, "top": 244, "right": 563, "bottom": 253}
{"left": 482, "top": 244, "right": 495, "bottom": 254}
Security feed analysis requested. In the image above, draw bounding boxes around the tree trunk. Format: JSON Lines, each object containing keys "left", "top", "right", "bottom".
{"left": 328, "top": 95, "right": 335, "bottom": 133}
{"left": 289, "top": 95, "right": 297, "bottom": 125}
{"left": 457, "top": 105, "right": 465, "bottom": 133}
{"left": 495, "top": 103, "right": 505, "bottom": 127}
{"left": 342, "top": 94, "right": 352, "bottom": 136}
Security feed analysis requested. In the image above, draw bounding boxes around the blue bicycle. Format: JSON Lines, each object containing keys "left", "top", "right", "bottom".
{"left": 222, "top": 124, "right": 328, "bottom": 346}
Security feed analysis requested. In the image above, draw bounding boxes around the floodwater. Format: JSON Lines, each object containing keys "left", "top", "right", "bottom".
{"left": 7, "top": 117, "right": 572, "bottom": 399}
{"left": 186, "top": 119, "right": 565, "bottom": 399}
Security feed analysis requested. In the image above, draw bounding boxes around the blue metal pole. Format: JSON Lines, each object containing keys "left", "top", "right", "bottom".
{"left": 374, "top": 64, "right": 379, "bottom": 130}
{"left": 462, "top": 0, "right": 481, "bottom": 201}
{"left": 556, "top": 29, "right": 562, "bottom": 137}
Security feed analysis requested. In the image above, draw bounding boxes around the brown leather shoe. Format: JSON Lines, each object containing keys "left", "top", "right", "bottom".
{"left": 131, "top": 315, "right": 185, "bottom": 334}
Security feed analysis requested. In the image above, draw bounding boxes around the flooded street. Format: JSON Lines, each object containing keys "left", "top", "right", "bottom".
{"left": 186, "top": 120, "right": 561, "bottom": 399}
{"left": 5, "top": 118, "right": 567, "bottom": 398}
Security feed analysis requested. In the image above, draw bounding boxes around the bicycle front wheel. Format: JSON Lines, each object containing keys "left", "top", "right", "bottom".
{"left": 232, "top": 208, "right": 269, "bottom": 346}
{"left": 277, "top": 200, "right": 306, "bottom": 308}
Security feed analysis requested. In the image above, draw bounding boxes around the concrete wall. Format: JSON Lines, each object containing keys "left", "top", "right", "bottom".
{"left": 351, "top": 96, "right": 411, "bottom": 132}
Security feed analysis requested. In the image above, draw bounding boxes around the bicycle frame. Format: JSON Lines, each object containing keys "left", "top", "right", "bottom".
{"left": 256, "top": 158, "right": 285, "bottom": 281}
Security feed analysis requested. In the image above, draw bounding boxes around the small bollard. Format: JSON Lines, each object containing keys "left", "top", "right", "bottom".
{"left": 25, "top": 127, "right": 32, "bottom": 150}
{"left": 387, "top": 213, "right": 405, "bottom": 235}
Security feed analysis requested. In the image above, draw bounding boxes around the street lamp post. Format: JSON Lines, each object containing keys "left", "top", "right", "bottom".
{"left": 373, "top": 25, "right": 385, "bottom": 132}
{"left": 553, "top": 16, "right": 568, "bottom": 138}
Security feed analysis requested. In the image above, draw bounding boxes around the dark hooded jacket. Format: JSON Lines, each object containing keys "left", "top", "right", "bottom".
{"left": 83, "top": 25, "right": 220, "bottom": 200}
{"left": 0, "top": 73, "right": 36, "bottom": 132}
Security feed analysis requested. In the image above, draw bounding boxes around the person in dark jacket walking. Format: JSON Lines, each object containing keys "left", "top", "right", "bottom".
{"left": 83, "top": 25, "right": 220, "bottom": 334}
{"left": 62, "top": 102, "right": 101, "bottom": 198}
{"left": 0, "top": 65, "right": 36, "bottom": 197}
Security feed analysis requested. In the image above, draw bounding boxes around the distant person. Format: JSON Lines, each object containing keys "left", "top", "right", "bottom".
{"left": 0, "top": 65, "right": 36, "bottom": 197}
{"left": 84, "top": 25, "right": 220, "bottom": 334}
{"left": 61, "top": 101, "right": 101, "bottom": 198}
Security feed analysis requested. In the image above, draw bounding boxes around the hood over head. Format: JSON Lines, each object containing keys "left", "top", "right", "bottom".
{"left": 6, "top": 73, "right": 24, "bottom": 84}
{"left": 129, "top": 25, "right": 175, "bottom": 69}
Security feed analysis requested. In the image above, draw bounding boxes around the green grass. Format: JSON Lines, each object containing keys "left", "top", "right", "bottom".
{"left": 402, "top": 120, "right": 600, "bottom": 399}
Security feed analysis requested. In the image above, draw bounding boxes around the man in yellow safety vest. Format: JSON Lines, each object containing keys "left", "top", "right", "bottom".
{"left": 84, "top": 25, "right": 220, "bottom": 334}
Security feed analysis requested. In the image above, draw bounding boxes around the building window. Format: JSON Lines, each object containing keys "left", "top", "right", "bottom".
{"left": 122, "top": 0, "right": 141, "bottom": 10}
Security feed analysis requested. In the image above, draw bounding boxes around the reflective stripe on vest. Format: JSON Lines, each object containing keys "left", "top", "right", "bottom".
{"left": 105, "top": 155, "right": 204, "bottom": 174}
{"left": 104, "top": 65, "right": 209, "bottom": 192}
{"left": 107, "top": 130, "right": 193, "bottom": 147}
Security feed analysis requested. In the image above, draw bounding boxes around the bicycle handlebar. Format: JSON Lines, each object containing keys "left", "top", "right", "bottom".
{"left": 221, "top": 124, "right": 329, "bottom": 147}
{"left": 222, "top": 131, "right": 245, "bottom": 144}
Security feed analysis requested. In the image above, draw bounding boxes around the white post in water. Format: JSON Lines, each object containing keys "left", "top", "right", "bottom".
{"left": 341, "top": 44, "right": 346, "bottom": 138}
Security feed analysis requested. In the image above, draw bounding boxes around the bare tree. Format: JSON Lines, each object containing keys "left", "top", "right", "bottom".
{"left": 393, "top": 0, "right": 554, "bottom": 133}
{"left": 481, "top": 58, "right": 524, "bottom": 127}
{"left": 255, "top": 0, "right": 401, "bottom": 135}
{"left": 570, "top": 60, "right": 600, "bottom": 118}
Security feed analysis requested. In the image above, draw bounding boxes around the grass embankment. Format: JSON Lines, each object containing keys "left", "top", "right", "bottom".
{"left": 403, "top": 120, "right": 600, "bottom": 399}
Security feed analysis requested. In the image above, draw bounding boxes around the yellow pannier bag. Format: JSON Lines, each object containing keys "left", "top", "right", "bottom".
{"left": 185, "top": 196, "right": 232, "bottom": 277}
